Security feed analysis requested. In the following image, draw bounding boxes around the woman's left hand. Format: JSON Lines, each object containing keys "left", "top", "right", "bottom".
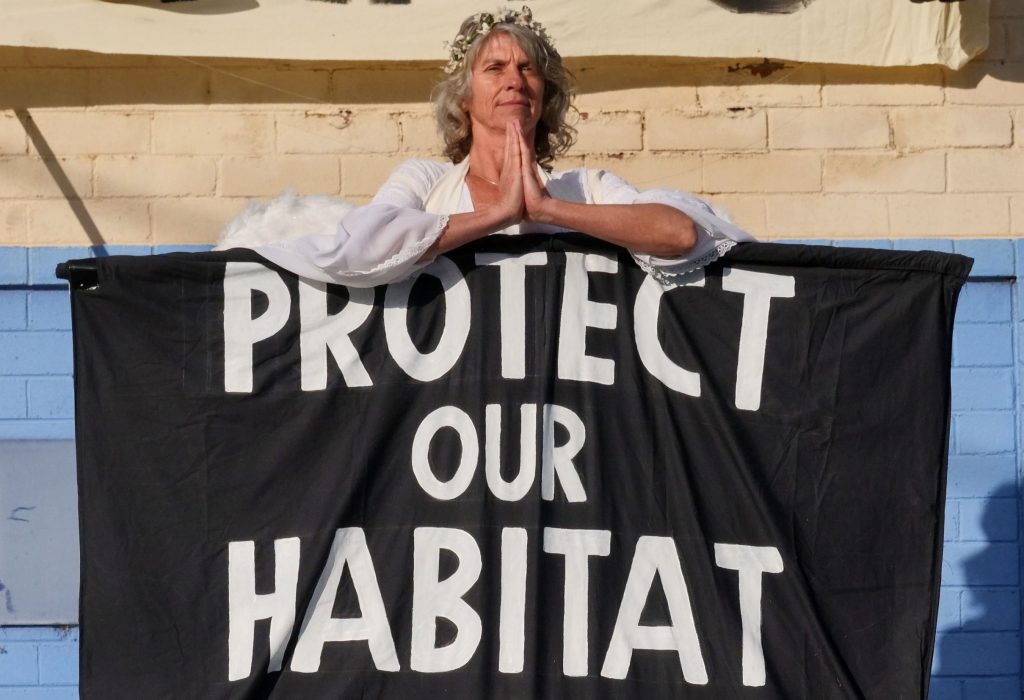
{"left": 515, "top": 121, "right": 556, "bottom": 224}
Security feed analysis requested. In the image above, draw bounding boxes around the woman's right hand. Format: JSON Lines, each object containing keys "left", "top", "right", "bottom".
{"left": 494, "top": 121, "right": 526, "bottom": 228}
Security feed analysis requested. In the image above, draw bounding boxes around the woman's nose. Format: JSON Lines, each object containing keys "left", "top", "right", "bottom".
{"left": 504, "top": 68, "right": 524, "bottom": 89}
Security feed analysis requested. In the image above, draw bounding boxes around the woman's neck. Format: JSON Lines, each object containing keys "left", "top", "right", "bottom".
{"left": 466, "top": 135, "right": 505, "bottom": 183}
{"left": 467, "top": 123, "right": 535, "bottom": 182}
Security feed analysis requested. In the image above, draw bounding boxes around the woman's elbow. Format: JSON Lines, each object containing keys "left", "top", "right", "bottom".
{"left": 649, "top": 212, "right": 698, "bottom": 257}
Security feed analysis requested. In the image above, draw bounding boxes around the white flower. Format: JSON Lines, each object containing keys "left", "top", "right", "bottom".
{"left": 442, "top": 5, "right": 548, "bottom": 74}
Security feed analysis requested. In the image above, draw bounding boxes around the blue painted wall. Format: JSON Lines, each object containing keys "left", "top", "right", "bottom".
{"left": 0, "top": 240, "right": 1020, "bottom": 698}
{"left": 0, "top": 628, "right": 78, "bottom": 699}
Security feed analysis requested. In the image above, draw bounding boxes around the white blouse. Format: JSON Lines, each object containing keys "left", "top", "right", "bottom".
{"left": 247, "top": 158, "right": 755, "bottom": 287}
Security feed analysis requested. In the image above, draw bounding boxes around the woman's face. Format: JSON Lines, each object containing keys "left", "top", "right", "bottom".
{"left": 463, "top": 32, "right": 545, "bottom": 140}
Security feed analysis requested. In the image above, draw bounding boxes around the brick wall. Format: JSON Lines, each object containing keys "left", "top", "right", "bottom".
{"left": 0, "top": 628, "right": 78, "bottom": 699}
{"left": 0, "top": 3, "right": 1021, "bottom": 247}
{"left": 931, "top": 240, "right": 1021, "bottom": 700}
{"left": 0, "top": 244, "right": 207, "bottom": 439}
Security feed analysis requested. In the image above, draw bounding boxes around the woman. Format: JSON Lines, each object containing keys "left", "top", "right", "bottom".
{"left": 238, "top": 7, "right": 754, "bottom": 286}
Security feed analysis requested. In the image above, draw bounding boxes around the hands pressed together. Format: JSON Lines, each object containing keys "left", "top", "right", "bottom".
{"left": 421, "top": 119, "right": 699, "bottom": 261}
{"left": 492, "top": 120, "right": 556, "bottom": 229}
{"left": 485, "top": 121, "right": 699, "bottom": 259}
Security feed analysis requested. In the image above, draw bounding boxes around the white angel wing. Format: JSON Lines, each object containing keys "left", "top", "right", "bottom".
{"left": 215, "top": 190, "right": 358, "bottom": 250}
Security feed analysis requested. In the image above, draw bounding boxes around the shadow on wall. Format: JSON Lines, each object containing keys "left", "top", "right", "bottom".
{"left": 99, "top": 0, "right": 413, "bottom": 9}
{"left": 932, "top": 481, "right": 1021, "bottom": 684}
{"left": 97, "top": 0, "right": 260, "bottom": 15}
{"left": 0, "top": 14, "right": 1020, "bottom": 109}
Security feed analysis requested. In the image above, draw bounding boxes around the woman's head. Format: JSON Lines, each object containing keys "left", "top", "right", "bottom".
{"left": 433, "top": 7, "right": 576, "bottom": 169}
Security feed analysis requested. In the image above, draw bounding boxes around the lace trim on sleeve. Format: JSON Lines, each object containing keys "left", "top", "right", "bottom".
{"left": 632, "top": 238, "right": 738, "bottom": 288}
{"left": 346, "top": 214, "right": 450, "bottom": 276}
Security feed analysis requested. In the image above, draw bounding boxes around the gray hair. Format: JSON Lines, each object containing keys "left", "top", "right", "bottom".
{"left": 433, "top": 19, "right": 576, "bottom": 169}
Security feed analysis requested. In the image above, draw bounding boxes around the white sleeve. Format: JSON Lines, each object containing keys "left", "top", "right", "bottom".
{"left": 588, "top": 169, "right": 757, "bottom": 284}
{"left": 252, "top": 160, "right": 450, "bottom": 287}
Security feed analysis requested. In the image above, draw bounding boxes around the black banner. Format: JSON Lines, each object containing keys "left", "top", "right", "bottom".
{"left": 69, "top": 236, "right": 971, "bottom": 699}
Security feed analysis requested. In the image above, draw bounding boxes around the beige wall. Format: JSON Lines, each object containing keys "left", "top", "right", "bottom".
{"left": 0, "top": 0, "right": 1021, "bottom": 247}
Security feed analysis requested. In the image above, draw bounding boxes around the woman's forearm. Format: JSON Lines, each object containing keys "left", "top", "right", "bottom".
{"left": 417, "top": 206, "right": 515, "bottom": 261}
{"left": 533, "top": 200, "right": 698, "bottom": 257}
{"left": 421, "top": 200, "right": 699, "bottom": 263}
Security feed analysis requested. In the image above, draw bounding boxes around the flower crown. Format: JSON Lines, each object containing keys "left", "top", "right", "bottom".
{"left": 442, "top": 6, "right": 551, "bottom": 75}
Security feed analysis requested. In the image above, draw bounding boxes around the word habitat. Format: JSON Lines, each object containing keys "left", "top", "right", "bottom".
{"left": 228, "top": 527, "right": 784, "bottom": 687}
